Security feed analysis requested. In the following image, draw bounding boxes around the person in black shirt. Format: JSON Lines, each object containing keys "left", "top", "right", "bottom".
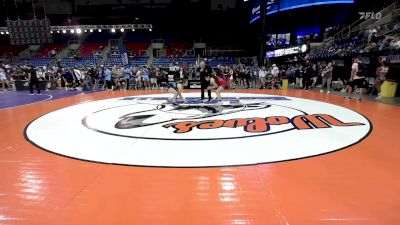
{"left": 197, "top": 61, "right": 212, "bottom": 101}
{"left": 302, "top": 61, "right": 313, "bottom": 90}
{"left": 244, "top": 67, "right": 251, "bottom": 89}
{"left": 27, "top": 65, "right": 40, "bottom": 95}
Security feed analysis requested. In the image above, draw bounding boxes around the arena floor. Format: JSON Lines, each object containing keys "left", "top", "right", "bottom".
{"left": 0, "top": 89, "right": 399, "bottom": 225}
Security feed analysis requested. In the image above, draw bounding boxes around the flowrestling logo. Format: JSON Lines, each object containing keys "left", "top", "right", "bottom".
{"left": 25, "top": 93, "right": 371, "bottom": 167}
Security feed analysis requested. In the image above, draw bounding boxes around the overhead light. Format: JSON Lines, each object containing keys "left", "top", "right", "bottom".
{"left": 98, "top": 29, "right": 102, "bottom": 32}
{"left": 76, "top": 28, "right": 82, "bottom": 34}
{"left": 84, "top": 30, "right": 87, "bottom": 32}
{"left": 5, "top": 31, "right": 9, "bottom": 34}
{"left": 50, "top": 31, "right": 53, "bottom": 34}
{"left": 120, "top": 28, "right": 124, "bottom": 32}
{"left": 90, "top": 29, "right": 93, "bottom": 32}
{"left": 57, "top": 31, "right": 60, "bottom": 33}
{"left": 70, "top": 29, "right": 75, "bottom": 33}
{"left": 149, "top": 28, "right": 152, "bottom": 32}
{"left": 111, "top": 28, "right": 116, "bottom": 33}
{"left": 62, "top": 30, "right": 66, "bottom": 33}
{"left": 0, "top": 32, "right": 4, "bottom": 35}
{"left": 132, "top": 29, "right": 135, "bottom": 32}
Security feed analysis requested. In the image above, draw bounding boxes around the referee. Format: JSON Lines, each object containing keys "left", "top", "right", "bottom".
{"left": 197, "top": 60, "right": 212, "bottom": 101}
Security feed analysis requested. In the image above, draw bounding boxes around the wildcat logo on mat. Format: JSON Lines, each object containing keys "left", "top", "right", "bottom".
{"left": 163, "top": 114, "right": 364, "bottom": 134}
{"left": 25, "top": 93, "right": 372, "bottom": 167}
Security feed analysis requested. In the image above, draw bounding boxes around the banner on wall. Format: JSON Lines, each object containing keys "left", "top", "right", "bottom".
{"left": 250, "top": 0, "right": 354, "bottom": 24}
{"left": 266, "top": 44, "right": 309, "bottom": 58}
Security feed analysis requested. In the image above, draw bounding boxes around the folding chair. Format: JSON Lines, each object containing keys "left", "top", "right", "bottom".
{"left": 128, "top": 79, "right": 138, "bottom": 90}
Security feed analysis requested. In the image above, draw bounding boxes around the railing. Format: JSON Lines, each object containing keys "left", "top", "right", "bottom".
{"left": 353, "top": 2, "right": 397, "bottom": 33}
{"left": 203, "top": 49, "right": 244, "bottom": 57}
{"left": 330, "top": 1, "right": 397, "bottom": 41}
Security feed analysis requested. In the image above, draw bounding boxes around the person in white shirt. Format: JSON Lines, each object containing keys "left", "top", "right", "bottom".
{"left": 258, "top": 66, "right": 267, "bottom": 89}
{"left": 271, "top": 64, "right": 280, "bottom": 89}
{"left": 136, "top": 69, "right": 142, "bottom": 88}
{"left": 0, "top": 67, "right": 9, "bottom": 92}
{"left": 73, "top": 67, "right": 84, "bottom": 90}
{"left": 374, "top": 60, "right": 389, "bottom": 99}
{"left": 345, "top": 57, "right": 368, "bottom": 101}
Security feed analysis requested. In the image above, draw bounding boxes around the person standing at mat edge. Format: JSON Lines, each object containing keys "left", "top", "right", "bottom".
{"left": 27, "top": 65, "right": 40, "bottom": 95}
{"left": 345, "top": 57, "right": 368, "bottom": 101}
{"left": 197, "top": 60, "right": 212, "bottom": 101}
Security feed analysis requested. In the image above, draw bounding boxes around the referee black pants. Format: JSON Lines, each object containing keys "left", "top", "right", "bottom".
{"left": 201, "top": 79, "right": 211, "bottom": 100}
{"left": 29, "top": 79, "right": 40, "bottom": 94}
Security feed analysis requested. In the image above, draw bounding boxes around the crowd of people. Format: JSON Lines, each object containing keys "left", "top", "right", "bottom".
{"left": 0, "top": 61, "right": 261, "bottom": 93}
{"left": 309, "top": 25, "right": 400, "bottom": 60}
{"left": 0, "top": 54, "right": 393, "bottom": 102}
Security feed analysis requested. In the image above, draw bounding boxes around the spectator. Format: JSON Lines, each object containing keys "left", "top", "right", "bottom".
{"left": 0, "top": 67, "right": 9, "bottom": 92}
{"left": 104, "top": 67, "right": 112, "bottom": 90}
{"left": 123, "top": 67, "right": 132, "bottom": 90}
{"left": 259, "top": 66, "right": 267, "bottom": 89}
{"left": 271, "top": 64, "right": 280, "bottom": 89}
{"left": 373, "top": 60, "right": 389, "bottom": 99}
{"left": 320, "top": 62, "right": 333, "bottom": 94}
{"left": 303, "top": 61, "right": 313, "bottom": 90}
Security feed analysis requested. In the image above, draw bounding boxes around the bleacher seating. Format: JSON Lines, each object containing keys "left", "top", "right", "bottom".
{"left": 166, "top": 43, "right": 190, "bottom": 56}
{"left": 118, "top": 44, "right": 127, "bottom": 55}
{"left": 125, "top": 43, "right": 149, "bottom": 56}
{"left": 207, "top": 57, "right": 235, "bottom": 67}
{"left": 80, "top": 43, "right": 106, "bottom": 56}
{"left": 0, "top": 45, "right": 28, "bottom": 57}
{"left": 105, "top": 56, "right": 123, "bottom": 66}
{"left": 240, "top": 58, "right": 254, "bottom": 66}
{"left": 153, "top": 56, "right": 196, "bottom": 67}
{"left": 61, "top": 56, "right": 104, "bottom": 67}
{"left": 12, "top": 57, "right": 55, "bottom": 67}
{"left": 128, "top": 56, "right": 149, "bottom": 67}
{"left": 35, "top": 44, "right": 66, "bottom": 57}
